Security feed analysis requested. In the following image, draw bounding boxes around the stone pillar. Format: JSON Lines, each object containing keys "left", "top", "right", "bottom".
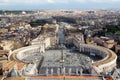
{"left": 83, "top": 46, "right": 85, "bottom": 52}
{"left": 76, "top": 68, "right": 79, "bottom": 75}
{"left": 39, "top": 43, "right": 45, "bottom": 53}
{"left": 57, "top": 68, "right": 60, "bottom": 76}
{"left": 79, "top": 46, "right": 81, "bottom": 52}
{"left": 69, "top": 68, "right": 72, "bottom": 75}
{"left": 51, "top": 68, "right": 53, "bottom": 75}
{"left": 46, "top": 68, "right": 49, "bottom": 76}
{"left": 82, "top": 47, "right": 84, "bottom": 52}
{"left": 80, "top": 68, "right": 83, "bottom": 75}
{"left": 62, "top": 67, "right": 65, "bottom": 75}
{"left": 35, "top": 68, "right": 38, "bottom": 75}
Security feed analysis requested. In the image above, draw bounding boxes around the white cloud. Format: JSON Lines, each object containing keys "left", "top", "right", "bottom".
{"left": 0, "top": 0, "right": 44, "bottom": 5}
{"left": 0, "top": 0, "right": 119, "bottom": 5}
{"left": 47, "top": 0, "right": 55, "bottom": 3}
{"left": 91, "top": 0, "right": 119, "bottom": 3}
{"left": 46, "top": 0, "right": 69, "bottom": 4}
{"left": 75, "top": 0, "right": 87, "bottom": 3}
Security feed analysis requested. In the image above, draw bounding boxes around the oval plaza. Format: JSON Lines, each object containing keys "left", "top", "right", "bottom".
{"left": 9, "top": 36, "right": 117, "bottom": 77}
{"left": 8, "top": 24, "right": 117, "bottom": 80}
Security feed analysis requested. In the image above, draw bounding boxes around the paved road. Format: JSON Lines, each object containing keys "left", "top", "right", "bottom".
{"left": 58, "top": 24, "right": 65, "bottom": 45}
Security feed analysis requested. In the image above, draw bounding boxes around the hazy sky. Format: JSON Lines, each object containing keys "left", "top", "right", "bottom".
{"left": 0, "top": 0, "right": 120, "bottom": 10}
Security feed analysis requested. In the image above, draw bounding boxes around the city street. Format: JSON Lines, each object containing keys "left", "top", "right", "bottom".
{"left": 58, "top": 23, "right": 65, "bottom": 45}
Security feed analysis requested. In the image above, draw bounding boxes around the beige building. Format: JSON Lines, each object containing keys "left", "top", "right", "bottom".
{"left": 0, "top": 29, "right": 8, "bottom": 34}
{"left": 0, "top": 40, "right": 23, "bottom": 51}
{"left": 94, "top": 37, "right": 115, "bottom": 49}
{"left": 73, "top": 33, "right": 85, "bottom": 48}
{"left": 30, "top": 35, "right": 51, "bottom": 49}
{"left": 43, "top": 24, "right": 59, "bottom": 46}
{"left": 115, "top": 45, "right": 120, "bottom": 53}
{"left": 65, "top": 27, "right": 85, "bottom": 45}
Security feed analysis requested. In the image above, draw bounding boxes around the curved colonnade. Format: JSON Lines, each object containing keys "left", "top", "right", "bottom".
{"left": 9, "top": 43, "right": 117, "bottom": 74}
{"left": 77, "top": 44, "right": 117, "bottom": 73}
{"left": 10, "top": 45, "right": 41, "bottom": 63}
